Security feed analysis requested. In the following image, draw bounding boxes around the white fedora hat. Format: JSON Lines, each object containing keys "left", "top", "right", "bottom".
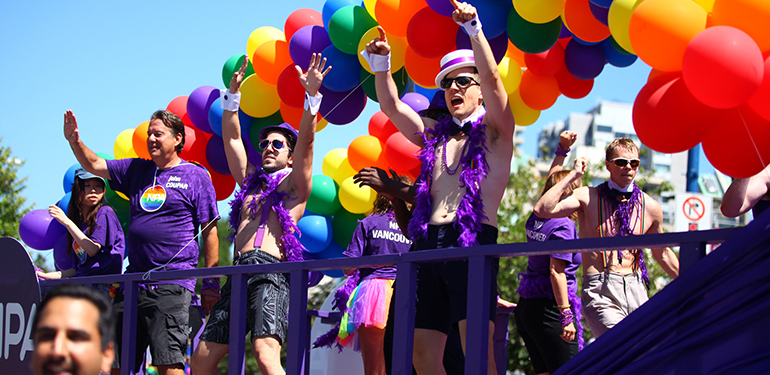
{"left": 434, "top": 49, "right": 476, "bottom": 89}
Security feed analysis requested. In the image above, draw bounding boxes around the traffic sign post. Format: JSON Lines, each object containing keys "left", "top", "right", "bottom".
{"left": 674, "top": 193, "right": 713, "bottom": 233}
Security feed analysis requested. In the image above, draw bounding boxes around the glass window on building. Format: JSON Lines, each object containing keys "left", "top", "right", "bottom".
{"left": 597, "top": 125, "right": 613, "bottom": 133}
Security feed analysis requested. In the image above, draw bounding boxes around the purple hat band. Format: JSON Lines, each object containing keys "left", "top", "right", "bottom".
{"left": 440, "top": 56, "right": 475, "bottom": 72}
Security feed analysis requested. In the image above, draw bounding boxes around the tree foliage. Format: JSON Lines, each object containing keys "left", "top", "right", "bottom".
{"left": 0, "top": 139, "right": 31, "bottom": 238}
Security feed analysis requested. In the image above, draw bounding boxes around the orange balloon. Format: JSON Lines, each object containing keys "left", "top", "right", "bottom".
{"left": 628, "top": 0, "right": 707, "bottom": 72}
{"left": 712, "top": 0, "right": 770, "bottom": 53}
{"left": 404, "top": 46, "right": 441, "bottom": 89}
{"left": 647, "top": 68, "right": 666, "bottom": 82}
{"left": 279, "top": 100, "right": 321, "bottom": 131}
{"left": 519, "top": 70, "right": 561, "bottom": 110}
{"left": 347, "top": 135, "right": 383, "bottom": 171}
{"left": 563, "top": 0, "right": 611, "bottom": 43}
{"left": 506, "top": 40, "right": 527, "bottom": 68}
{"left": 253, "top": 40, "right": 293, "bottom": 85}
{"left": 132, "top": 121, "right": 151, "bottom": 160}
{"left": 375, "top": 0, "right": 428, "bottom": 37}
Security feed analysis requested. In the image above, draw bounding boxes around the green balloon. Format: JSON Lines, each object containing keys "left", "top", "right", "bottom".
{"left": 307, "top": 175, "right": 341, "bottom": 216}
{"left": 506, "top": 6, "right": 561, "bottom": 54}
{"left": 361, "top": 67, "right": 410, "bottom": 102}
{"left": 222, "top": 54, "right": 256, "bottom": 88}
{"left": 248, "top": 110, "right": 284, "bottom": 148}
{"left": 332, "top": 209, "right": 366, "bottom": 248}
{"left": 328, "top": 5, "right": 378, "bottom": 55}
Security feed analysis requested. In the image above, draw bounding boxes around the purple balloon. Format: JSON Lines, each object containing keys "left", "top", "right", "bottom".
{"left": 401, "top": 93, "right": 430, "bottom": 113}
{"left": 426, "top": 0, "right": 454, "bottom": 17}
{"left": 187, "top": 86, "right": 219, "bottom": 134}
{"left": 319, "top": 85, "right": 367, "bottom": 125}
{"left": 19, "top": 209, "right": 68, "bottom": 250}
{"left": 589, "top": 1, "right": 610, "bottom": 26}
{"left": 308, "top": 271, "right": 324, "bottom": 287}
{"left": 589, "top": 0, "right": 614, "bottom": 8}
{"left": 559, "top": 24, "right": 573, "bottom": 39}
{"left": 53, "top": 235, "right": 73, "bottom": 271}
{"left": 564, "top": 39, "right": 606, "bottom": 80}
{"left": 205, "top": 135, "right": 230, "bottom": 176}
{"left": 289, "top": 25, "right": 332, "bottom": 69}
{"left": 455, "top": 30, "right": 508, "bottom": 64}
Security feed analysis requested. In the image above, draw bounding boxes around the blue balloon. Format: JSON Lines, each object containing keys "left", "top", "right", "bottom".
{"left": 322, "top": 0, "right": 360, "bottom": 30}
{"left": 600, "top": 37, "right": 637, "bottom": 68}
{"left": 63, "top": 163, "right": 79, "bottom": 193}
{"left": 313, "top": 240, "right": 346, "bottom": 278}
{"left": 53, "top": 234, "right": 73, "bottom": 271}
{"left": 208, "top": 98, "right": 224, "bottom": 137}
{"left": 464, "top": 0, "right": 511, "bottom": 39}
{"left": 297, "top": 214, "right": 333, "bottom": 253}
{"left": 589, "top": 0, "right": 613, "bottom": 8}
{"left": 57, "top": 192, "right": 72, "bottom": 213}
{"left": 321, "top": 44, "right": 363, "bottom": 92}
{"left": 238, "top": 110, "right": 254, "bottom": 141}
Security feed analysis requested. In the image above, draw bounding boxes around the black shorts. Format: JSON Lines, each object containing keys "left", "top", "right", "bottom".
{"left": 413, "top": 223, "right": 499, "bottom": 334}
{"left": 514, "top": 297, "right": 578, "bottom": 374}
{"left": 200, "top": 250, "right": 290, "bottom": 345}
{"left": 113, "top": 284, "right": 192, "bottom": 371}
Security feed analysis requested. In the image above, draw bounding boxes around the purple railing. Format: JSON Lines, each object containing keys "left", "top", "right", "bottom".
{"left": 39, "top": 227, "right": 740, "bottom": 375}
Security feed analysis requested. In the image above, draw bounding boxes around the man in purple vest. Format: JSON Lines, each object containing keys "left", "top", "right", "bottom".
{"left": 362, "top": 1, "right": 515, "bottom": 373}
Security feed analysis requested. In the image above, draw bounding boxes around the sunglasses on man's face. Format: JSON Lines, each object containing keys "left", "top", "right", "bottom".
{"left": 259, "top": 139, "right": 286, "bottom": 151}
{"left": 610, "top": 157, "right": 640, "bottom": 169}
{"left": 439, "top": 76, "right": 480, "bottom": 90}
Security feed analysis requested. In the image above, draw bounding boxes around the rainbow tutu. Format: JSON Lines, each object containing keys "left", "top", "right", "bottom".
{"left": 335, "top": 278, "right": 394, "bottom": 348}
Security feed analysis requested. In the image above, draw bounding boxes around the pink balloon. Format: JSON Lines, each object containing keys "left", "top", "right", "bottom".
{"left": 682, "top": 26, "right": 764, "bottom": 109}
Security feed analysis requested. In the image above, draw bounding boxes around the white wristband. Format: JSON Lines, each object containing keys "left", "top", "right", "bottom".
{"left": 220, "top": 89, "right": 241, "bottom": 112}
{"left": 360, "top": 50, "right": 391, "bottom": 72}
{"left": 457, "top": 15, "right": 482, "bottom": 37}
{"left": 304, "top": 92, "right": 323, "bottom": 116}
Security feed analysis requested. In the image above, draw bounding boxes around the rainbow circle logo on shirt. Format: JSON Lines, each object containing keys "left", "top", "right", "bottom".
{"left": 140, "top": 185, "right": 166, "bottom": 212}
{"left": 72, "top": 241, "right": 87, "bottom": 263}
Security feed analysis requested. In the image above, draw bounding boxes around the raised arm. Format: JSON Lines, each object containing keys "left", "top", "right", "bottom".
{"left": 48, "top": 205, "right": 101, "bottom": 257}
{"left": 365, "top": 27, "right": 429, "bottom": 146}
{"left": 645, "top": 198, "right": 679, "bottom": 279}
{"left": 547, "top": 131, "right": 577, "bottom": 179}
{"left": 452, "top": 0, "right": 514, "bottom": 140}
{"left": 221, "top": 57, "right": 251, "bottom": 187}
{"left": 721, "top": 166, "right": 770, "bottom": 218}
{"left": 534, "top": 157, "right": 588, "bottom": 218}
{"left": 353, "top": 167, "right": 416, "bottom": 204}
{"left": 63, "top": 110, "right": 109, "bottom": 180}
{"left": 290, "top": 53, "right": 330, "bottom": 201}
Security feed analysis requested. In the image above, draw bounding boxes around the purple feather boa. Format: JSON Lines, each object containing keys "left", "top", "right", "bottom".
{"left": 228, "top": 168, "right": 305, "bottom": 262}
{"left": 568, "top": 288, "right": 585, "bottom": 351}
{"left": 312, "top": 271, "right": 361, "bottom": 352}
{"left": 408, "top": 112, "right": 490, "bottom": 245}
{"left": 598, "top": 182, "right": 650, "bottom": 288}
{"left": 517, "top": 273, "right": 584, "bottom": 350}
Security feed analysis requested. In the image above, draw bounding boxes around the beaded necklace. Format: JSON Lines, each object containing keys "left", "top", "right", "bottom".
{"left": 408, "top": 111, "right": 489, "bottom": 246}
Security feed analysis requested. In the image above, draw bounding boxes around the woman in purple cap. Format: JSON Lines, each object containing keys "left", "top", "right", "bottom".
{"left": 38, "top": 167, "right": 125, "bottom": 298}
{"left": 515, "top": 131, "right": 583, "bottom": 375}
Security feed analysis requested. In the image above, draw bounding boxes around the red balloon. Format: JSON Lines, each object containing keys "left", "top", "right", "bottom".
{"left": 181, "top": 125, "right": 209, "bottom": 165}
{"left": 554, "top": 67, "right": 593, "bottom": 99}
{"left": 747, "top": 55, "right": 770, "bottom": 121}
{"left": 384, "top": 131, "right": 421, "bottom": 172}
{"left": 277, "top": 64, "right": 305, "bottom": 108}
{"left": 519, "top": 70, "right": 561, "bottom": 110}
{"left": 633, "top": 72, "right": 722, "bottom": 154}
{"left": 524, "top": 43, "right": 565, "bottom": 77}
{"left": 406, "top": 7, "right": 459, "bottom": 58}
{"left": 285, "top": 8, "right": 324, "bottom": 42}
{"left": 166, "top": 96, "right": 192, "bottom": 126}
{"left": 702, "top": 105, "right": 770, "bottom": 178}
{"left": 209, "top": 169, "right": 236, "bottom": 201}
{"left": 682, "top": 26, "right": 764, "bottom": 109}
{"left": 368, "top": 111, "right": 398, "bottom": 144}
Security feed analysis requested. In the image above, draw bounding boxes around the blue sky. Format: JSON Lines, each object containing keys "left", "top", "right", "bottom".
{"left": 1, "top": 1, "right": 712, "bottom": 262}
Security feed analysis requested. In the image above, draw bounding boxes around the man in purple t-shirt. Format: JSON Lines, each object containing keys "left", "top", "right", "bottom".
{"left": 63, "top": 109, "right": 219, "bottom": 375}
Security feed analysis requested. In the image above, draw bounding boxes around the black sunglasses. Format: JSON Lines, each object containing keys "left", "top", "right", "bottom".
{"left": 440, "top": 76, "right": 479, "bottom": 90}
{"left": 610, "top": 157, "right": 640, "bottom": 169}
{"left": 259, "top": 139, "right": 286, "bottom": 151}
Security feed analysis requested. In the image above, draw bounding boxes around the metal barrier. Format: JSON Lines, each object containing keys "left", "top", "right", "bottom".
{"left": 40, "top": 227, "right": 739, "bottom": 374}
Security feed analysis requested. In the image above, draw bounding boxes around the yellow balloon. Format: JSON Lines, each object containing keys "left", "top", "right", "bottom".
{"left": 322, "top": 149, "right": 356, "bottom": 185}
{"left": 240, "top": 74, "right": 280, "bottom": 118}
{"left": 114, "top": 129, "right": 138, "bottom": 160}
{"left": 339, "top": 176, "right": 377, "bottom": 214}
{"left": 116, "top": 191, "right": 129, "bottom": 200}
{"left": 693, "top": 0, "right": 714, "bottom": 13}
{"left": 246, "top": 26, "right": 285, "bottom": 62}
{"left": 512, "top": 0, "right": 566, "bottom": 24}
{"left": 358, "top": 27, "right": 408, "bottom": 74}
{"left": 498, "top": 57, "right": 523, "bottom": 95}
{"left": 608, "top": 0, "right": 644, "bottom": 55}
{"left": 317, "top": 118, "right": 329, "bottom": 132}
{"left": 363, "top": 0, "right": 377, "bottom": 21}
{"left": 509, "top": 90, "right": 541, "bottom": 126}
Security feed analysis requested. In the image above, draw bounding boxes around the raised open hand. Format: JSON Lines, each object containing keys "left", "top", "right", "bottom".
{"left": 365, "top": 26, "right": 391, "bottom": 56}
{"left": 63, "top": 110, "right": 80, "bottom": 143}
{"left": 229, "top": 55, "right": 249, "bottom": 94}
{"left": 450, "top": 0, "right": 477, "bottom": 24}
{"left": 295, "top": 53, "right": 331, "bottom": 97}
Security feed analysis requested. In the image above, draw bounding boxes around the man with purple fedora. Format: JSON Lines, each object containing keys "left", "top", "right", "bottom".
{"left": 191, "top": 54, "right": 330, "bottom": 375}
{"left": 362, "top": 1, "right": 515, "bottom": 373}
